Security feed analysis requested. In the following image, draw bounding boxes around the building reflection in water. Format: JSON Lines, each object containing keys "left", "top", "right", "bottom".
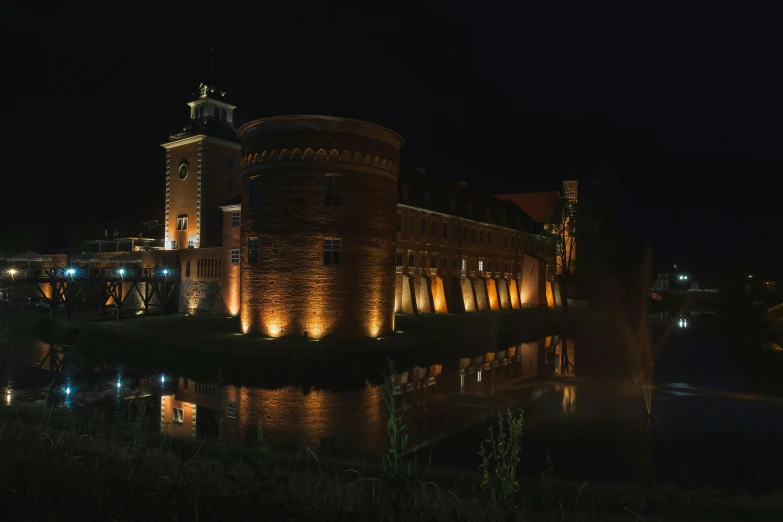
{"left": 157, "top": 335, "right": 567, "bottom": 455}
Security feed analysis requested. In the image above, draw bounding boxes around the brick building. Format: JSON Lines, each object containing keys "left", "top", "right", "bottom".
{"left": 5, "top": 81, "right": 562, "bottom": 339}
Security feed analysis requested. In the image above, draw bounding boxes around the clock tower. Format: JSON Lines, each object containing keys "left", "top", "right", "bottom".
{"left": 162, "top": 76, "right": 242, "bottom": 250}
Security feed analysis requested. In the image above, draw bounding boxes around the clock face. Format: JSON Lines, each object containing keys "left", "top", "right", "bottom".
{"left": 178, "top": 164, "right": 188, "bottom": 180}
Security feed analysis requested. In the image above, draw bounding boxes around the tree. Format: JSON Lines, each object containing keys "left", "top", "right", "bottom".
{"left": 544, "top": 197, "right": 600, "bottom": 312}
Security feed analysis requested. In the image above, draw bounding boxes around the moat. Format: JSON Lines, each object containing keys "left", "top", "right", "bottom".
{"left": 3, "top": 311, "right": 783, "bottom": 493}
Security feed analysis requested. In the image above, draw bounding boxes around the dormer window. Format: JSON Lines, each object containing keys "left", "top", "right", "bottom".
{"left": 220, "top": 108, "right": 227, "bottom": 120}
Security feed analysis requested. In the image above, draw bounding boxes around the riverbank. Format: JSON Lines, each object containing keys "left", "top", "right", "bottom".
{"left": 0, "top": 405, "right": 780, "bottom": 522}
{"left": 6, "top": 307, "right": 601, "bottom": 388}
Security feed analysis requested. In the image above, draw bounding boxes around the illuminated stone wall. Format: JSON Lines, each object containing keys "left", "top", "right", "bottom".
{"left": 178, "top": 247, "right": 223, "bottom": 313}
{"left": 430, "top": 275, "right": 448, "bottom": 313}
{"left": 238, "top": 116, "right": 402, "bottom": 339}
{"left": 497, "top": 278, "right": 511, "bottom": 309}
{"left": 473, "top": 277, "right": 489, "bottom": 311}
{"left": 460, "top": 277, "right": 477, "bottom": 312}
{"left": 417, "top": 274, "right": 434, "bottom": 314}
{"left": 398, "top": 274, "right": 417, "bottom": 314}
{"left": 508, "top": 278, "right": 520, "bottom": 309}
{"left": 486, "top": 277, "right": 500, "bottom": 310}
{"left": 518, "top": 253, "right": 542, "bottom": 306}
{"left": 220, "top": 208, "right": 241, "bottom": 316}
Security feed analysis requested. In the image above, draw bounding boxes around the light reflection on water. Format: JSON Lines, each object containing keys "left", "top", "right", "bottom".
{"left": 5, "top": 315, "right": 783, "bottom": 490}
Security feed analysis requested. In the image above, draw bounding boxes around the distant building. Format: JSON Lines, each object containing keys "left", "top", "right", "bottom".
{"left": 652, "top": 273, "right": 669, "bottom": 292}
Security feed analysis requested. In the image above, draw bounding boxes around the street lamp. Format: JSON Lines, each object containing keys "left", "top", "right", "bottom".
{"left": 7, "top": 268, "right": 17, "bottom": 277}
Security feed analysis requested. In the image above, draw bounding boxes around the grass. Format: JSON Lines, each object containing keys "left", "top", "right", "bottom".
{"left": 6, "top": 307, "right": 596, "bottom": 389}
{"left": 1, "top": 399, "right": 781, "bottom": 521}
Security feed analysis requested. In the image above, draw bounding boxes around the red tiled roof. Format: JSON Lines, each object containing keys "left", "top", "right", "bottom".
{"left": 495, "top": 191, "right": 561, "bottom": 223}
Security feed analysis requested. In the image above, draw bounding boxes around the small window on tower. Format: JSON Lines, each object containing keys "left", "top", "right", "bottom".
{"left": 249, "top": 177, "right": 260, "bottom": 209}
{"left": 231, "top": 249, "right": 239, "bottom": 265}
{"left": 324, "top": 174, "right": 342, "bottom": 206}
{"left": 231, "top": 211, "right": 240, "bottom": 227}
{"left": 248, "top": 238, "right": 258, "bottom": 264}
{"left": 176, "top": 215, "right": 188, "bottom": 231}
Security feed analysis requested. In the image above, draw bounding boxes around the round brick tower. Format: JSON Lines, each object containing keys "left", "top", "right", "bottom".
{"left": 237, "top": 115, "right": 403, "bottom": 339}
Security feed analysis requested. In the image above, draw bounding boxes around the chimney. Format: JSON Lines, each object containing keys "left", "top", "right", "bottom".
{"left": 457, "top": 180, "right": 468, "bottom": 187}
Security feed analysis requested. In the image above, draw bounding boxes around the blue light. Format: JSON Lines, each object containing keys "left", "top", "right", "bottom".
{"left": 162, "top": 269, "right": 169, "bottom": 275}
{"left": 118, "top": 268, "right": 125, "bottom": 276}
{"left": 160, "top": 375, "right": 165, "bottom": 384}
{"left": 65, "top": 386, "right": 71, "bottom": 395}
{"left": 116, "top": 380, "right": 121, "bottom": 388}
{"left": 66, "top": 268, "right": 75, "bottom": 276}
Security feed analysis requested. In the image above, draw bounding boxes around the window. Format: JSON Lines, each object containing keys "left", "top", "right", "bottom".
{"left": 231, "top": 249, "right": 239, "bottom": 265}
{"left": 431, "top": 255, "right": 437, "bottom": 268}
{"left": 249, "top": 177, "right": 260, "bottom": 209}
{"left": 402, "top": 183, "right": 409, "bottom": 200}
{"left": 248, "top": 238, "right": 258, "bottom": 264}
{"left": 496, "top": 262, "right": 500, "bottom": 272}
{"left": 504, "top": 235, "right": 508, "bottom": 247}
{"left": 213, "top": 106, "right": 220, "bottom": 119}
{"left": 452, "top": 257, "right": 458, "bottom": 269}
{"left": 462, "top": 226, "right": 467, "bottom": 241}
{"left": 424, "top": 189, "right": 431, "bottom": 204}
{"left": 397, "top": 213, "right": 402, "bottom": 232}
{"left": 512, "top": 236, "right": 516, "bottom": 248}
{"left": 325, "top": 174, "right": 342, "bottom": 206}
{"left": 420, "top": 217, "right": 426, "bottom": 236}
{"left": 471, "top": 228, "right": 476, "bottom": 242}
{"left": 408, "top": 252, "right": 415, "bottom": 267}
{"left": 453, "top": 223, "right": 459, "bottom": 241}
{"left": 104, "top": 229, "right": 107, "bottom": 237}
{"left": 227, "top": 402, "right": 237, "bottom": 419}
{"left": 479, "top": 230, "right": 484, "bottom": 244}
{"left": 396, "top": 253, "right": 403, "bottom": 266}
{"left": 173, "top": 408, "right": 184, "bottom": 424}
{"left": 478, "top": 260, "right": 484, "bottom": 271}
{"left": 441, "top": 257, "right": 447, "bottom": 269}
{"left": 185, "top": 260, "right": 191, "bottom": 276}
{"left": 231, "top": 211, "right": 240, "bottom": 227}
{"left": 170, "top": 240, "right": 177, "bottom": 250}
{"left": 430, "top": 219, "right": 437, "bottom": 237}
{"left": 408, "top": 215, "right": 415, "bottom": 234}
{"left": 496, "top": 232, "right": 500, "bottom": 246}
{"left": 176, "top": 215, "right": 188, "bottom": 231}
{"left": 323, "top": 238, "right": 340, "bottom": 265}
{"left": 225, "top": 158, "right": 234, "bottom": 169}
{"left": 504, "top": 262, "right": 508, "bottom": 272}
{"left": 488, "top": 231, "right": 492, "bottom": 245}
{"left": 113, "top": 229, "right": 119, "bottom": 237}
{"left": 461, "top": 258, "right": 467, "bottom": 270}
{"left": 220, "top": 108, "right": 227, "bottom": 121}
{"left": 442, "top": 222, "right": 448, "bottom": 238}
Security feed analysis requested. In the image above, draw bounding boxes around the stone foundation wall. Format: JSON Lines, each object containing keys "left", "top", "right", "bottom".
{"left": 179, "top": 279, "right": 222, "bottom": 314}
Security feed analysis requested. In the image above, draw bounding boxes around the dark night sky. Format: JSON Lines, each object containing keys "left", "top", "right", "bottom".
{"left": 2, "top": 3, "right": 781, "bottom": 278}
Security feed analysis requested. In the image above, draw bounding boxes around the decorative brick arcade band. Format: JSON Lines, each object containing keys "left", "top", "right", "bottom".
{"left": 237, "top": 115, "right": 404, "bottom": 339}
